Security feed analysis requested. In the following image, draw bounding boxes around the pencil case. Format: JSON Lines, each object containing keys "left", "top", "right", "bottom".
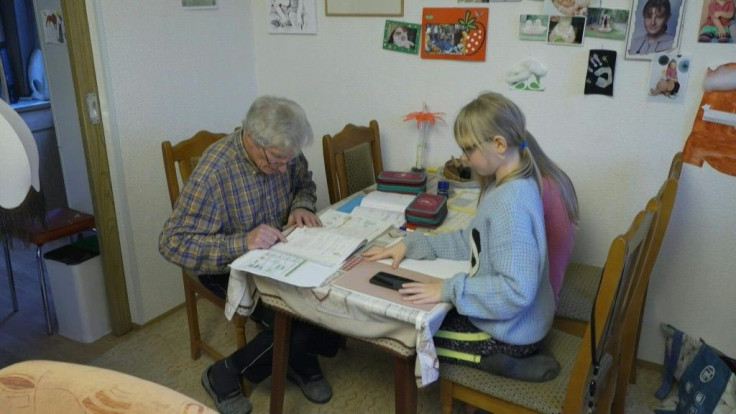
{"left": 376, "top": 171, "right": 427, "bottom": 187}
{"left": 405, "top": 193, "right": 448, "bottom": 228}
{"left": 405, "top": 208, "right": 447, "bottom": 228}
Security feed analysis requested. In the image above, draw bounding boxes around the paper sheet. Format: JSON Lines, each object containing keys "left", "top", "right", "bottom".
{"left": 230, "top": 249, "right": 340, "bottom": 287}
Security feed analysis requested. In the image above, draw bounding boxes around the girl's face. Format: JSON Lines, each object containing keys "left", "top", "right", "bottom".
{"left": 461, "top": 139, "right": 504, "bottom": 177}
{"left": 643, "top": 7, "right": 668, "bottom": 37}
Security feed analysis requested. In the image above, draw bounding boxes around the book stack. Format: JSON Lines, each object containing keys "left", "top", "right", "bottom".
{"left": 405, "top": 193, "right": 447, "bottom": 228}
{"left": 376, "top": 171, "right": 427, "bottom": 195}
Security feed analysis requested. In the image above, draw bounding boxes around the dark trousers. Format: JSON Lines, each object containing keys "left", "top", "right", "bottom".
{"left": 199, "top": 274, "right": 340, "bottom": 383}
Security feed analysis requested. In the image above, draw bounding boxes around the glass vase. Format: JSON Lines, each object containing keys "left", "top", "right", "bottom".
{"left": 413, "top": 121, "right": 429, "bottom": 173}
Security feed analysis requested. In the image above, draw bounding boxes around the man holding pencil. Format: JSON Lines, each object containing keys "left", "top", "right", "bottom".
{"left": 159, "top": 96, "right": 338, "bottom": 414}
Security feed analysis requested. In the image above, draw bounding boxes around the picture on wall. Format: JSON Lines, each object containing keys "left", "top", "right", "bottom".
{"left": 519, "top": 14, "right": 549, "bottom": 41}
{"left": 182, "top": 0, "right": 217, "bottom": 9}
{"left": 421, "top": 8, "right": 488, "bottom": 61}
{"left": 543, "top": 0, "right": 590, "bottom": 16}
{"left": 647, "top": 53, "right": 691, "bottom": 104}
{"left": 268, "top": 0, "right": 317, "bottom": 34}
{"left": 547, "top": 15, "right": 585, "bottom": 45}
{"left": 696, "top": 0, "right": 735, "bottom": 44}
{"left": 383, "top": 21, "right": 420, "bottom": 54}
{"left": 584, "top": 49, "right": 616, "bottom": 96}
{"left": 585, "top": 7, "right": 630, "bottom": 41}
{"left": 625, "top": 0, "right": 686, "bottom": 60}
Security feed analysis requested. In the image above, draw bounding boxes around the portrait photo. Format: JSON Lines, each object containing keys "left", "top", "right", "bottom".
{"left": 519, "top": 14, "right": 549, "bottom": 41}
{"left": 625, "top": 0, "right": 685, "bottom": 60}
{"left": 696, "top": 0, "right": 736, "bottom": 44}
{"left": 383, "top": 21, "right": 421, "bottom": 54}
{"left": 268, "top": 0, "right": 318, "bottom": 34}
{"left": 585, "top": 7, "right": 630, "bottom": 41}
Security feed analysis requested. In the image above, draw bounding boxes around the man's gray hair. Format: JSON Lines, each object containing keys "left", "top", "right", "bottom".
{"left": 243, "top": 96, "right": 313, "bottom": 151}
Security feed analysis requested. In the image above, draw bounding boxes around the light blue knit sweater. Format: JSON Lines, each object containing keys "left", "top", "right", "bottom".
{"left": 404, "top": 177, "right": 554, "bottom": 345}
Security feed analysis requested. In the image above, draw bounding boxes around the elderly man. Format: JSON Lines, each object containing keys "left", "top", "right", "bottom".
{"left": 159, "top": 96, "right": 339, "bottom": 414}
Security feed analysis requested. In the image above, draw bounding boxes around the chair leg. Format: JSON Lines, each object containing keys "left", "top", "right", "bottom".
{"left": 440, "top": 378, "right": 454, "bottom": 414}
{"left": 182, "top": 274, "right": 202, "bottom": 360}
{"left": 35, "top": 245, "right": 54, "bottom": 335}
{"left": 3, "top": 238, "right": 18, "bottom": 313}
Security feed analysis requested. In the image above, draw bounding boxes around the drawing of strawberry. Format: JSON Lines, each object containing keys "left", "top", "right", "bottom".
{"left": 458, "top": 10, "right": 486, "bottom": 56}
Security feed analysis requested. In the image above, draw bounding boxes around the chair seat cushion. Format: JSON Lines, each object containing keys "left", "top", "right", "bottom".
{"left": 555, "top": 262, "right": 602, "bottom": 322}
{"left": 440, "top": 329, "right": 579, "bottom": 414}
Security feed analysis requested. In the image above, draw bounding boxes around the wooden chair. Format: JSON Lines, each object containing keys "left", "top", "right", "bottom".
{"left": 439, "top": 208, "right": 656, "bottom": 414}
{"left": 554, "top": 152, "right": 684, "bottom": 337}
{"left": 322, "top": 120, "right": 384, "bottom": 204}
{"left": 161, "top": 130, "right": 247, "bottom": 361}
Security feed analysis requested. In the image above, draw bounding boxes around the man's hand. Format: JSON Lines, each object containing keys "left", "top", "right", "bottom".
{"left": 286, "top": 208, "right": 322, "bottom": 228}
{"left": 399, "top": 281, "right": 443, "bottom": 305}
{"left": 246, "top": 224, "right": 287, "bottom": 250}
{"left": 362, "top": 242, "right": 407, "bottom": 269}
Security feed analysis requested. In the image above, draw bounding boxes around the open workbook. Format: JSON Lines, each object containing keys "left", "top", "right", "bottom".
{"left": 229, "top": 209, "right": 393, "bottom": 284}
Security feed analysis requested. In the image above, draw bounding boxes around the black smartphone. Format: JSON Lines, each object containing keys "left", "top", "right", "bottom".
{"left": 369, "top": 271, "right": 416, "bottom": 291}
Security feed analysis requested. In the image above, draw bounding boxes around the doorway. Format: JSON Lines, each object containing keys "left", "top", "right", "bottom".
{"left": 0, "top": 0, "right": 132, "bottom": 336}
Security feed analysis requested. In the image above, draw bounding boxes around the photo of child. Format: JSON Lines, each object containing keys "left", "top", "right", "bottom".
{"left": 543, "top": 0, "right": 591, "bottom": 16}
{"left": 647, "top": 53, "right": 691, "bottom": 104}
{"left": 547, "top": 15, "right": 585, "bottom": 45}
{"left": 697, "top": 0, "right": 735, "bottom": 43}
{"left": 585, "top": 7, "right": 630, "bottom": 41}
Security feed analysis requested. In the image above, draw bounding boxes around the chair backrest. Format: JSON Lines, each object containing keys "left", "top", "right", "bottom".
{"left": 563, "top": 208, "right": 655, "bottom": 412}
{"left": 322, "top": 120, "right": 383, "bottom": 204}
{"left": 162, "top": 130, "right": 227, "bottom": 208}
{"left": 668, "top": 151, "right": 683, "bottom": 181}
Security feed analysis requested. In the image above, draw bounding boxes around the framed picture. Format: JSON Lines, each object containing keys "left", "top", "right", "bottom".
{"left": 182, "top": 0, "right": 217, "bottom": 9}
{"left": 421, "top": 8, "right": 488, "bottom": 61}
{"left": 383, "top": 20, "right": 420, "bottom": 54}
{"left": 696, "top": 0, "right": 736, "bottom": 44}
{"left": 268, "top": 0, "right": 318, "bottom": 34}
{"left": 326, "top": 0, "right": 403, "bottom": 17}
{"left": 625, "top": 0, "right": 686, "bottom": 60}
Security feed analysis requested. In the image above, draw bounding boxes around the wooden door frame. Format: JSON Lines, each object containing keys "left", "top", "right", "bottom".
{"left": 60, "top": 0, "right": 132, "bottom": 335}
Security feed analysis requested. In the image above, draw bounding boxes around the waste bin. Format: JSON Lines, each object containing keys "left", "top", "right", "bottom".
{"left": 44, "top": 236, "right": 111, "bottom": 343}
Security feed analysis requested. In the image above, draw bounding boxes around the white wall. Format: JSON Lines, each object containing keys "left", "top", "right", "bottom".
{"left": 90, "top": 0, "right": 734, "bottom": 363}
{"left": 88, "top": 1, "right": 257, "bottom": 322}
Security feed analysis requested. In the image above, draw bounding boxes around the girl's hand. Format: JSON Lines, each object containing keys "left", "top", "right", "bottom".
{"left": 362, "top": 242, "right": 407, "bottom": 269}
{"left": 399, "top": 281, "right": 443, "bottom": 305}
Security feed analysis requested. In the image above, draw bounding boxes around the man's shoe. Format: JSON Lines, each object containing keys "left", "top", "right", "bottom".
{"left": 287, "top": 367, "right": 332, "bottom": 404}
{"left": 201, "top": 364, "right": 252, "bottom": 414}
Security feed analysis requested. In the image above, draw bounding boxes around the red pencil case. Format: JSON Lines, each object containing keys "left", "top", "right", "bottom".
{"left": 405, "top": 193, "right": 447, "bottom": 219}
{"left": 376, "top": 171, "right": 427, "bottom": 187}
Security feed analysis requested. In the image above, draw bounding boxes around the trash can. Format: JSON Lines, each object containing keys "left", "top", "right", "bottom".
{"left": 44, "top": 236, "right": 111, "bottom": 343}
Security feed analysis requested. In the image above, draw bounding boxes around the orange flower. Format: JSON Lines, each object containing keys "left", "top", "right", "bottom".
{"left": 403, "top": 104, "right": 445, "bottom": 129}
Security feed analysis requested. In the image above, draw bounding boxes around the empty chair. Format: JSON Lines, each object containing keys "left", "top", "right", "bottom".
{"left": 161, "top": 131, "right": 247, "bottom": 361}
{"left": 322, "top": 120, "right": 384, "bottom": 204}
{"left": 554, "top": 152, "right": 684, "bottom": 337}
{"left": 440, "top": 207, "right": 655, "bottom": 414}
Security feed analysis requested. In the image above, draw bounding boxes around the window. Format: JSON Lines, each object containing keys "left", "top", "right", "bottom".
{"left": 0, "top": 0, "right": 40, "bottom": 103}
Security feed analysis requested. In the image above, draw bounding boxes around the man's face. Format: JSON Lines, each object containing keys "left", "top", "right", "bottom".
{"left": 643, "top": 7, "right": 668, "bottom": 37}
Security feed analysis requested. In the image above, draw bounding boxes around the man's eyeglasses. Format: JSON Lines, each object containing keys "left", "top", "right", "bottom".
{"left": 260, "top": 146, "right": 297, "bottom": 169}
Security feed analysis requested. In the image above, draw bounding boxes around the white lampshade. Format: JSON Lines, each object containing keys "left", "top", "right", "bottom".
{"left": 0, "top": 99, "right": 40, "bottom": 209}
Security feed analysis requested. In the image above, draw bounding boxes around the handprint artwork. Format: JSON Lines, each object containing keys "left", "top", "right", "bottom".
{"left": 585, "top": 49, "right": 617, "bottom": 96}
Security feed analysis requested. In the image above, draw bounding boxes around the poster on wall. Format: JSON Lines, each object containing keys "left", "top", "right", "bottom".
{"left": 421, "top": 8, "right": 488, "bottom": 61}
{"left": 647, "top": 53, "right": 691, "bottom": 103}
{"left": 268, "top": 0, "right": 318, "bottom": 34}
{"left": 625, "top": 0, "right": 685, "bottom": 60}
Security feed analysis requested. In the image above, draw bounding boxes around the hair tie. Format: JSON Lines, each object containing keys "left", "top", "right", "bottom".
{"left": 519, "top": 140, "right": 527, "bottom": 151}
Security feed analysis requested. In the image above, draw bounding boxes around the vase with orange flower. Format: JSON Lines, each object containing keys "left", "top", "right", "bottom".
{"left": 403, "top": 104, "right": 444, "bottom": 173}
